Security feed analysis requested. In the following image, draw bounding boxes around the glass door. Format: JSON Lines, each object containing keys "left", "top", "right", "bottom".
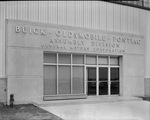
{"left": 110, "top": 67, "right": 119, "bottom": 95}
{"left": 87, "top": 67, "right": 96, "bottom": 95}
{"left": 99, "top": 67, "right": 108, "bottom": 95}
{"left": 86, "top": 56, "right": 120, "bottom": 96}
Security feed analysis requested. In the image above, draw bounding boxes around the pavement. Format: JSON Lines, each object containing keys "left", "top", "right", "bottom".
{"left": 39, "top": 96, "right": 150, "bottom": 120}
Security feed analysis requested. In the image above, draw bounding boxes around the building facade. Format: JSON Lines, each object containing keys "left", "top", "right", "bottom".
{"left": 0, "top": 1, "right": 150, "bottom": 104}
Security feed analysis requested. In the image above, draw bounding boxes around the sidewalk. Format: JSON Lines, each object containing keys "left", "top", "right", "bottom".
{"left": 39, "top": 96, "right": 150, "bottom": 120}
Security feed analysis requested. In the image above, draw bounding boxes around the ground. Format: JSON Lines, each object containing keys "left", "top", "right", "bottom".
{"left": 0, "top": 104, "right": 63, "bottom": 120}
{"left": 0, "top": 97, "right": 149, "bottom": 120}
{"left": 41, "top": 97, "right": 150, "bottom": 120}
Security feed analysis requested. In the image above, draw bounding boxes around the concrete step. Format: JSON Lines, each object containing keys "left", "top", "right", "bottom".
{"left": 34, "top": 96, "right": 143, "bottom": 107}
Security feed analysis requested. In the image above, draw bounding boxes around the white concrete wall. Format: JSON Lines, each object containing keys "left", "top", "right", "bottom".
{"left": 145, "top": 11, "right": 150, "bottom": 79}
{"left": 123, "top": 55, "right": 145, "bottom": 96}
{"left": 0, "top": 2, "right": 6, "bottom": 78}
{"left": 145, "top": 11, "right": 150, "bottom": 96}
{"left": 0, "top": 1, "right": 148, "bottom": 103}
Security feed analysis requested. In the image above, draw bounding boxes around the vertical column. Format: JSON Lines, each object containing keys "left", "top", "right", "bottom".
{"left": 84, "top": 1, "right": 92, "bottom": 28}
{"left": 91, "top": 1, "right": 99, "bottom": 29}
{"left": 28, "top": 1, "right": 39, "bottom": 22}
{"left": 76, "top": 1, "right": 84, "bottom": 27}
{"left": 56, "top": 53, "right": 58, "bottom": 95}
{"left": 71, "top": 54, "right": 73, "bottom": 94}
{"left": 145, "top": 11, "right": 150, "bottom": 97}
{"left": 39, "top": 1, "right": 48, "bottom": 23}
{"left": 121, "top": 5, "right": 128, "bottom": 33}
{"left": 0, "top": 2, "right": 6, "bottom": 77}
{"left": 84, "top": 55, "right": 86, "bottom": 94}
{"left": 66, "top": 1, "right": 75, "bottom": 26}
{"left": 96, "top": 56, "right": 99, "bottom": 96}
{"left": 107, "top": 3, "right": 114, "bottom": 31}
{"left": 114, "top": 4, "right": 121, "bottom": 32}
{"left": 99, "top": 1, "right": 107, "bottom": 30}
{"left": 17, "top": 1, "right": 28, "bottom": 20}
{"left": 57, "top": 1, "right": 67, "bottom": 25}
{"left": 108, "top": 56, "right": 111, "bottom": 96}
{"left": 127, "top": 7, "right": 134, "bottom": 34}
{"left": 48, "top": 1, "right": 57, "bottom": 24}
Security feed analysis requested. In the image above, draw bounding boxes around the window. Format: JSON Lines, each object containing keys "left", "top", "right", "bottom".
{"left": 44, "top": 53, "right": 56, "bottom": 63}
{"left": 43, "top": 53, "right": 84, "bottom": 96}
{"left": 72, "top": 66, "right": 84, "bottom": 94}
{"left": 58, "top": 66, "right": 71, "bottom": 94}
{"left": 43, "top": 52, "right": 120, "bottom": 97}
{"left": 44, "top": 66, "right": 57, "bottom": 95}
{"left": 73, "top": 55, "right": 84, "bottom": 64}
{"left": 98, "top": 56, "right": 108, "bottom": 65}
{"left": 86, "top": 56, "right": 96, "bottom": 65}
{"left": 110, "top": 57, "right": 119, "bottom": 66}
{"left": 58, "top": 54, "right": 71, "bottom": 64}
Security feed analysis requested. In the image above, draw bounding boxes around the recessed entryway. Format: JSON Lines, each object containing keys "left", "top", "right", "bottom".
{"left": 86, "top": 56, "right": 120, "bottom": 96}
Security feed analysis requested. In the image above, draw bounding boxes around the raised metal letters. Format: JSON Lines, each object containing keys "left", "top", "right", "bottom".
{"left": 15, "top": 26, "right": 46, "bottom": 35}
{"left": 14, "top": 25, "right": 143, "bottom": 54}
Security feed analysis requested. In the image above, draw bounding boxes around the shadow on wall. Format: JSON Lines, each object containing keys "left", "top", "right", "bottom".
{"left": 145, "top": 78, "right": 150, "bottom": 98}
{"left": 140, "top": 97, "right": 150, "bottom": 101}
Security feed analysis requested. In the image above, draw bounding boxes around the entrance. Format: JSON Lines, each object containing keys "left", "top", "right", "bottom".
{"left": 87, "top": 66, "right": 119, "bottom": 96}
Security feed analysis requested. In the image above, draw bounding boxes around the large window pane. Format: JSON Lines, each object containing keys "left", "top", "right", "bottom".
{"left": 111, "top": 68, "right": 119, "bottom": 81}
{"left": 99, "top": 67, "right": 108, "bottom": 81}
{"left": 44, "top": 53, "right": 56, "bottom": 63}
{"left": 73, "top": 55, "right": 84, "bottom": 64}
{"left": 58, "top": 66, "right": 71, "bottom": 94}
{"left": 73, "top": 66, "right": 84, "bottom": 94}
{"left": 44, "top": 66, "right": 57, "bottom": 95}
{"left": 58, "top": 54, "right": 71, "bottom": 64}
{"left": 86, "top": 56, "right": 96, "bottom": 65}
{"left": 98, "top": 56, "right": 108, "bottom": 65}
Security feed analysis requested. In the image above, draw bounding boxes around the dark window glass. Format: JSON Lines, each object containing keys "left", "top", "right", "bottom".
{"left": 111, "top": 68, "right": 119, "bottom": 81}
{"left": 99, "top": 82, "right": 108, "bottom": 95}
{"left": 87, "top": 67, "right": 96, "bottom": 95}
{"left": 88, "top": 68, "right": 96, "bottom": 81}
{"left": 87, "top": 82, "right": 96, "bottom": 95}
{"left": 99, "top": 67, "right": 108, "bottom": 81}
{"left": 111, "top": 82, "right": 119, "bottom": 95}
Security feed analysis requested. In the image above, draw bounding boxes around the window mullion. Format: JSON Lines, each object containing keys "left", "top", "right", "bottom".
{"left": 108, "top": 56, "right": 111, "bottom": 96}
{"left": 71, "top": 54, "right": 73, "bottom": 94}
{"left": 96, "top": 55, "right": 99, "bottom": 96}
{"left": 57, "top": 53, "right": 58, "bottom": 95}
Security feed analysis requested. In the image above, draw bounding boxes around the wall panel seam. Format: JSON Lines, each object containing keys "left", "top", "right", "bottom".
{"left": 75, "top": 1, "right": 76, "bottom": 27}
{"left": 83, "top": 1, "right": 84, "bottom": 28}
{"left": 106, "top": 2, "right": 107, "bottom": 30}
{"left": 57, "top": 1, "right": 58, "bottom": 25}
{"left": 66, "top": 1, "right": 68, "bottom": 26}
{"left": 91, "top": 1, "right": 92, "bottom": 29}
